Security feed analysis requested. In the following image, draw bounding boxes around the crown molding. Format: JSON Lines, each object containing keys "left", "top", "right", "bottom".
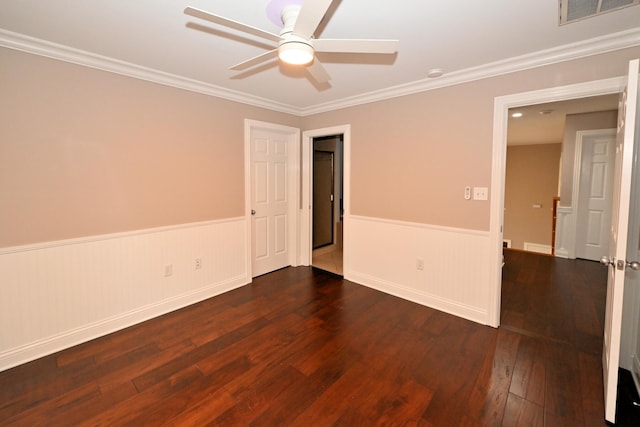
{"left": 0, "top": 29, "right": 301, "bottom": 116}
{"left": 299, "top": 27, "right": 640, "bottom": 116}
{"left": 1, "top": 27, "right": 639, "bottom": 117}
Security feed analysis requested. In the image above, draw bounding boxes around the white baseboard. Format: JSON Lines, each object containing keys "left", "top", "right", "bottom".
{"left": 348, "top": 271, "right": 489, "bottom": 325}
{"left": 524, "top": 242, "right": 552, "bottom": 254}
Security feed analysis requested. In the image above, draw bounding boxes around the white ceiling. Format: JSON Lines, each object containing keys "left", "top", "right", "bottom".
{"left": 507, "top": 94, "right": 620, "bottom": 145}
{"left": 1, "top": 0, "right": 639, "bottom": 114}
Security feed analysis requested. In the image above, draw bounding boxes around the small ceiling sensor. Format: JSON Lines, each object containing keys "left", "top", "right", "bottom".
{"left": 511, "top": 112, "right": 523, "bottom": 118}
{"left": 427, "top": 68, "right": 444, "bottom": 78}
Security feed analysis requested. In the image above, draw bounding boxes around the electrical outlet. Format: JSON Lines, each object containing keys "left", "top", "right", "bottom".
{"left": 473, "top": 187, "right": 488, "bottom": 201}
{"left": 416, "top": 258, "right": 425, "bottom": 270}
{"left": 195, "top": 258, "right": 202, "bottom": 270}
{"left": 164, "top": 264, "right": 173, "bottom": 277}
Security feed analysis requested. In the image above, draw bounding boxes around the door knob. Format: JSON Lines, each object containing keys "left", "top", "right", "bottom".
{"left": 626, "top": 260, "right": 640, "bottom": 271}
{"left": 251, "top": 210, "right": 256, "bottom": 216}
{"left": 600, "top": 256, "right": 615, "bottom": 267}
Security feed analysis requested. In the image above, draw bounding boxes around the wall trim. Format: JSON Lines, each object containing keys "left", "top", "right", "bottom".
{"left": 1, "top": 27, "right": 638, "bottom": 117}
{"left": 349, "top": 214, "right": 491, "bottom": 237}
{"left": 348, "top": 271, "right": 489, "bottom": 325}
{"left": 523, "top": 242, "right": 552, "bottom": 254}
{"left": 0, "top": 274, "right": 248, "bottom": 372}
{"left": 0, "top": 217, "right": 245, "bottom": 255}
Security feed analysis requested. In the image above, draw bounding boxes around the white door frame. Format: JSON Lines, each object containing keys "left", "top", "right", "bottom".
{"left": 489, "top": 77, "right": 626, "bottom": 327}
{"left": 244, "top": 119, "right": 300, "bottom": 277}
{"left": 301, "top": 125, "right": 351, "bottom": 272}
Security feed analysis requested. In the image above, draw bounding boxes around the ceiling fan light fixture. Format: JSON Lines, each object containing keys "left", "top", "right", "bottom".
{"left": 278, "top": 41, "right": 314, "bottom": 65}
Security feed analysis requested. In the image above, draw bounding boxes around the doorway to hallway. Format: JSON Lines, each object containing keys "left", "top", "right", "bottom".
{"left": 311, "top": 134, "right": 344, "bottom": 275}
{"left": 301, "top": 124, "right": 351, "bottom": 277}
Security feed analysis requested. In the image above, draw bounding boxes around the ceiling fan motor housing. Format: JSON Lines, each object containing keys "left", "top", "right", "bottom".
{"left": 278, "top": 5, "right": 314, "bottom": 64}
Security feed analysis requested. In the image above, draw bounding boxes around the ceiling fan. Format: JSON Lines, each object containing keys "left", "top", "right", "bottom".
{"left": 184, "top": 0, "right": 399, "bottom": 84}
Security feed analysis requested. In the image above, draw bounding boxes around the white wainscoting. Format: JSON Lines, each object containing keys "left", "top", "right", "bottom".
{"left": 0, "top": 218, "right": 249, "bottom": 371}
{"left": 523, "top": 242, "right": 552, "bottom": 255}
{"left": 345, "top": 215, "right": 492, "bottom": 325}
{"left": 554, "top": 205, "right": 574, "bottom": 259}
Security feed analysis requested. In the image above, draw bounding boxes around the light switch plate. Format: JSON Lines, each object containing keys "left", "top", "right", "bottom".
{"left": 464, "top": 186, "right": 471, "bottom": 200}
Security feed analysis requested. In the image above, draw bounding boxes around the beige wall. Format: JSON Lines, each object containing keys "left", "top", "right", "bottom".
{"left": 558, "top": 110, "right": 618, "bottom": 206}
{"left": 302, "top": 47, "right": 640, "bottom": 231}
{"left": 2, "top": 45, "right": 640, "bottom": 248}
{"left": 504, "top": 144, "right": 561, "bottom": 250}
{"left": 0, "top": 47, "right": 300, "bottom": 247}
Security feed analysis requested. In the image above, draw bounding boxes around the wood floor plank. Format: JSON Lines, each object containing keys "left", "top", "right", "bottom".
{"left": 214, "top": 364, "right": 306, "bottom": 425}
{"left": 248, "top": 349, "right": 355, "bottom": 425}
{"left": 465, "top": 328, "right": 521, "bottom": 425}
{"left": 501, "top": 393, "right": 544, "bottom": 427}
{"left": 47, "top": 381, "right": 137, "bottom": 427}
{"left": 98, "top": 339, "right": 196, "bottom": 391}
{"left": 130, "top": 316, "right": 269, "bottom": 392}
{"left": 509, "top": 335, "right": 546, "bottom": 406}
{"left": 578, "top": 351, "right": 605, "bottom": 418}
{"left": 77, "top": 364, "right": 204, "bottom": 427}
{"left": 545, "top": 341, "right": 585, "bottom": 422}
{"left": 0, "top": 350, "right": 99, "bottom": 420}
{"left": 290, "top": 360, "right": 375, "bottom": 426}
{"left": 2, "top": 381, "right": 101, "bottom": 426}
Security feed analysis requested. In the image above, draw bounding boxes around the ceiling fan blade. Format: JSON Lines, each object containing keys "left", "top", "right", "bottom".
{"left": 292, "top": 0, "right": 335, "bottom": 39}
{"left": 230, "top": 49, "right": 279, "bottom": 71}
{"left": 306, "top": 58, "right": 331, "bottom": 84}
{"left": 184, "top": 6, "right": 282, "bottom": 43}
{"left": 314, "top": 39, "right": 399, "bottom": 54}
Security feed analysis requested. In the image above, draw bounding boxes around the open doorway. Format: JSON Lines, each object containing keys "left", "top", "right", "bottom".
{"left": 301, "top": 124, "right": 351, "bottom": 277}
{"left": 503, "top": 95, "right": 619, "bottom": 257}
{"left": 488, "top": 77, "right": 625, "bottom": 328}
{"left": 491, "top": 72, "right": 640, "bottom": 423}
{"left": 311, "top": 134, "right": 344, "bottom": 275}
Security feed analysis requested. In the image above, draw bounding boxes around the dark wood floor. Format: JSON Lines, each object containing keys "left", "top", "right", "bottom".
{"left": 1, "top": 250, "right": 639, "bottom": 425}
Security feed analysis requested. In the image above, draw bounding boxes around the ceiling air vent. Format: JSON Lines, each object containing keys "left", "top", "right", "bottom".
{"left": 559, "top": 0, "right": 640, "bottom": 24}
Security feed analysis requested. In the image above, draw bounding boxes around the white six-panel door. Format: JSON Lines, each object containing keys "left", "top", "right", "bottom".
{"left": 246, "top": 121, "right": 299, "bottom": 277}
{"left": 575, "top": 130, "right": 616, "bottom": 261}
